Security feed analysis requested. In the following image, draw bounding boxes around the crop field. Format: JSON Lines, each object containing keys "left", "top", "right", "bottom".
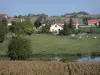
{"left": 0, "top": 61, "right": 99, "bottom": 75}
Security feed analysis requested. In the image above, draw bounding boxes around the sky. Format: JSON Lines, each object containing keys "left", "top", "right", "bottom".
{"left": 0, "top": 0, "right": 100, "bottom": 16}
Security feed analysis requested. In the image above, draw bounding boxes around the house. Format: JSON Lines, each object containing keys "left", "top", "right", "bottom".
{"left": 13, "top": 18, "right": 25, "bottom": 23}
{"left": 50, "top": 24, "right": 63, "bottom": 34}
{"left": 66, "top": 17, "right": 83, "bottom": 25}
{"left": 77, "top": 14, "right": 84, "bottom": 17}
{"left": 66, "top": 15, "right": 74, "bottom": 18}
{"left": 66, "top": 18, "right": 83, "bottom": 29}
{"left": 88, "top": 19, "right": 100, "bottom": 26}
{"left": 8, "top": 17, "right": 13, "bottom": 26}
{"left": 0, "top": 14, "right": 8, "bottom": 24}
{"left": 0, "top": 14, "right": 13, "bottom": 26}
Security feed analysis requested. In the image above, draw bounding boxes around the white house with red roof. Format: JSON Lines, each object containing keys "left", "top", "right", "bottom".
{"left": 88, "top": 19, "right": 100, "bottom": 26}
{"left": 50, "top": 24, "right": 63, "bottom": 34}
{"left": 0, "top": 14, "right": 13, "bottom": 26}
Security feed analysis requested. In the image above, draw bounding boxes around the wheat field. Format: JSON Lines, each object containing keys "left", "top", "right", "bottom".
{"left": 0, "top": 61, "right": 99, "bottom": 75}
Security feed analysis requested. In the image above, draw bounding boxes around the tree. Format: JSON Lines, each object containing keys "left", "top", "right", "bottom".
{"left": 7, "top": 37, "right": 32, "bottom": 60}
{"left": 28, "top": 13, "right": 32, "bottom": 17}
{"left": 40, "top": 24, "right": 51, "bottom": 33}
{"left": 59, "top": 21, "right": 71, "bottom": 35}
{"left": 9, "top": 21, "right": 17, "bottom": 33}
{"left": 63, "top": 21, "right": 68, "bottom": 35}
{"left": 34, "top": 19, "right": 41, "bottom": 28}
{"left": 11, "top": 21, "right": 17, "bottom": 25}
{"left": 2, "top": 18, "right": 8, "bottom": 25}
{"left": 68, "top": 18, "right": 75, "bottom": 30}
{"left": 90, "top": 26, "right": 95, "bottom": 34}
{"left": 18, "top": 15, "right": 22, "bottom": 18}
{"left": 14, "top": 16, "right": 18, "bottom": 18}
{"left": 0, "top": 24, "right": 6, "bottom": 42}
{"left": 98, "top": 22, "right": 100, "bottom": 28}
{"left": 23, "top": 25, "right": 34, "bottom": 35}
{"left": 83, "top": 17, "right": 91, "bottom": 25}
{"left": 77, "top": 11, "right": 89, "bottom": 15}
{"left": 10, "top": 20, "right": 34, "bottom": 36}
{"left": 9, "top": 22, "right": 24, "bottom": 36}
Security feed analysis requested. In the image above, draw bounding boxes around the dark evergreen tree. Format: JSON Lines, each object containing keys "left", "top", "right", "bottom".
{"left": 34, "top": 20, "right": 41, "bottom": 28}
{"left": 63, "top": 21, "right": 67, "bottom": 35}
{"left": 99, "top": 22, "right": 100, "bottom": 28}
{"left": 40, "top": 24, "right": 51, "bottom": 34}
{"left": 68, "top": 18, "right": 74, "bottom": 29}
{"left": 0, "top": 24, "right": 6, "bottom": 42}
{"left": 2, "top": 18, "right": 8, "bottom": 25}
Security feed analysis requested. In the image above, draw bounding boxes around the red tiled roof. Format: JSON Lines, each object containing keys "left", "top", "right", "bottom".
{"left": 58, "top": 24, "right": 64, "bottom": 28}
{"left": 7, "top": 17, "right": 13, "bottom": 23}
{"left": 88, "top": 20, "right": 100, "bottom": 24}
{"left": 0, "top": 14, "right": 7, "bottom": 24}
{"left": 0, "top": 14, "right": 6, "bottom": 17}
{"left": 0, "top": 14, "right": 13, "bottom": 24}
{"left": 66, "top": 18, "right": 79, "bottom": 25}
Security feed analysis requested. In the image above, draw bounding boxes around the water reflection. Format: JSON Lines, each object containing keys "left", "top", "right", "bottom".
{"left": 76, "top": 57, "right": 100, "bottom": 62}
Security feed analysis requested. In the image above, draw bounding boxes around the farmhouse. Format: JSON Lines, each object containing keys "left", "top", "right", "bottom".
{"left": 88, "top": 19, "right": 100, "bottom": 26}
{"left": 0, "top": 14, "right": 13, "bottom": 26}
{"left": 50, "top": 24, "right": 63, "bottom": 34}
{"left": 66, "top": 18, "right": 83, "bottom": 29}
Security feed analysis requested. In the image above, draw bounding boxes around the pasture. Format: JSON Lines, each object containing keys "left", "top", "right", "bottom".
{"left": 0, "top": 34, "right": 100, "bottom": 55}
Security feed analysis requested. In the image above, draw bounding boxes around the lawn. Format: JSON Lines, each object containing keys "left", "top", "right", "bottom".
{"left": 0, "top": 34, "right": 100, "bottom": 55}
{"left": 80, "top": 27, "right": 100, "bottom": 32}
{"left": 29, "top": 34, "right": 100, "bottom": 54}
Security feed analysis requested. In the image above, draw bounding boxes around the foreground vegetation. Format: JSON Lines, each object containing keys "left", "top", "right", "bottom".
{"left": 0, "top": 61, "right": 99, "bottom": 75}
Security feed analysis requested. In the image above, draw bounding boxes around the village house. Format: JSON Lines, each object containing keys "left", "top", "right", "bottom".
{"left": 0, "top": 14, "right": 13, "bottom": 26}
{"left": 88, "top": 19, "right": 100, "bottom": 26}
{"left": 77, "top": 14, "right": 84, "bottom": 17}
{"left": 66, "top": 17, "right": 83, "bottom": 29}
{"left": 50, "top": 24, "right": 63, "bottom": 34}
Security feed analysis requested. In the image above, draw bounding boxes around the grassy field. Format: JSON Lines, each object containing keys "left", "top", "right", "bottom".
{"left": 29, "top": 34, "right": 100, "bottom": 54}
{"left": 0, "top": 61, "right": 99, "bottom": 75}
{"left": 80, "top": 27, "right": 100, "bottom": 32}
{"left": 0, "top": 34, "right": 100, "bottom": 55}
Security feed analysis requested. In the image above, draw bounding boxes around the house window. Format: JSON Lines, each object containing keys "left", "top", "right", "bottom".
{"left": 55, "top": 25, "right": 57, "bottom": 27}
{"left": 58, "top": 29, "right": 60, "bottom": 31}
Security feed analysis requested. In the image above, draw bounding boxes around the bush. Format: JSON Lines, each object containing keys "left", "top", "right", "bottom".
{"left": 90, "top": 27, "right": 95, "bottom": 34}
{"left": 7, "top": 37, "right": 32, "bottom": 60}
{"left": 0, "top": 25, "right": 6, "bottom": 42}
{"left": 40, "top": 24, "right": 51, "bottom": 34}
{"left": 23, "top": 26, "right": 34, "bottom": 35}
{"left": 73, "top": 30, "right": 79, "bottom": 34}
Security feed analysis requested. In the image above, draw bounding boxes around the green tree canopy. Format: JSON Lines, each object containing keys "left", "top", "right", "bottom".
{"left": 8, "top": 37, "right": 32, "bottom": 60}
{"left": 0, "top": 24, "right": 7, "bottom": 42}
{"left": 68, "top": 18, "right": 74, "bottom": 29}
{"left": 2, "top": 18, "right": 8, "bottom": 25}
{"left": 34, "top": 19, "right": 41, "bottom": 28}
